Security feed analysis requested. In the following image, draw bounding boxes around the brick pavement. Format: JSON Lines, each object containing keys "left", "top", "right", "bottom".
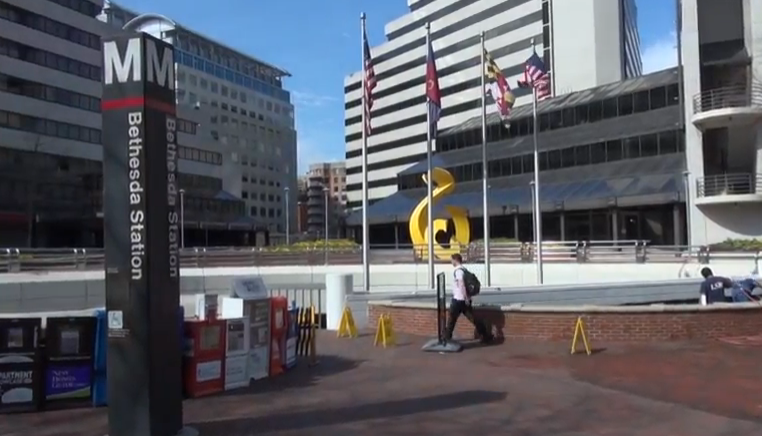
{"left": 2, "top": 331, "right": 762, "bottom": 436}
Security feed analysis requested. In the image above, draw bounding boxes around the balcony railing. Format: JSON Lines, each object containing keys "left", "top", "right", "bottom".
{"left": 696, "top": 173, "right": 762, "bottom": 198}
{"left": 0, "top": 242, "right": 758, "bottom": 272}
{"left": 692, "top": 83, "right": 762, "bottom": 114}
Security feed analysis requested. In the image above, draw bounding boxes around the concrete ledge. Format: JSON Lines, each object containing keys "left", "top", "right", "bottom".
{"left": 367, "top": 300, "right": 762, "bottom": 313}
{"left": 368, "top": 300, "right": 762, "bottom": 342}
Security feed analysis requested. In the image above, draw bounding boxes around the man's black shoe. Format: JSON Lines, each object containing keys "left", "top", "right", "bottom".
{"left": 480, "top": 334, "right": 495, "bottom": 344}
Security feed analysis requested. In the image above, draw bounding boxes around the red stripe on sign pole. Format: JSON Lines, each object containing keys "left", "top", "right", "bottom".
{"left": 102, "top": 96, "right": 176, "bottom": 115}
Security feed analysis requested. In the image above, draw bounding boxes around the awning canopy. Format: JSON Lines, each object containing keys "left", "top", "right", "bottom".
{"left": 347, "top": 154, "right": 685, "bottom": 226}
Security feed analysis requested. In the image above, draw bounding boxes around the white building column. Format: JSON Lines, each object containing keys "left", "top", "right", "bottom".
{"left": 681, "top": 0, "right": 708, "bottom": 246}
{"left": 745, "top": 0, "right": 762, "bottom": 175}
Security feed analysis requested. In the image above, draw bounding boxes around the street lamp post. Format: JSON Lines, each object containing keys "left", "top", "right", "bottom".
{"left": 284, "top": 186, "right": 290, "bottom": 245}
{"left": 323, "top": 186, "right": 329, "bottom": 264}
{"left": 179, "top": 189, "right": 185, "bottom": 249}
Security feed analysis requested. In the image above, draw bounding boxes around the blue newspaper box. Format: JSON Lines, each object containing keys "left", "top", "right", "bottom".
{"left": 284, "top": 308, "right": 298, "bottom": 369}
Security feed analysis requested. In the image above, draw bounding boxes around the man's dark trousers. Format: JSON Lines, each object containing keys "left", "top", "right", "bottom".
{"left": 444, "top": 298, "right": 491, "bottom": 340}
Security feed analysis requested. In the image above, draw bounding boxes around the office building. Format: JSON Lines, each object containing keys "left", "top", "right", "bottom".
{"left": 343, "top": 0, "right": 643, "bottom": 208}
{"left": 348, "top": 68, "right": 687, "bottom": 246}
{"left": 295, "top": 175, "right": 309, "bottom": 234}
{"left": 680, "top": 0, "right": 762, "bottom": 245}
{"left": 0, "top": 0, "right": 106, "bottom": 246}
{"left": 306, "top": 162, "right": 348, "bottom": 237}
{"left": 100, "top": 1, "right": 298, "bottom": 237}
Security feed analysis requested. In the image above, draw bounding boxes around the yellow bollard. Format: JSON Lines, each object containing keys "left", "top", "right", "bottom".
{"left": 308, "top": 314, "right": 319, "bottom": 367}
{"left": 570, "top": 316, "right": 592, "bottom": 355}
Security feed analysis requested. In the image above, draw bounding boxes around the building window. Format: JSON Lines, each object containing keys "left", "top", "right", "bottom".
{"left": 397, "top": 129, "right": 684, "bottom": 190}
{"left": 0, "top": 73, "right": 100, "bottom": 112}
{"left": 0, "top": 1, "right": 100, "bottom": 49}
{"left": 177, "top": 146, "right": 223, "bottom": 165}
{"left": 0, "top": 37, "right": 100, "bottom": 81}
{"left": 177, "top": 119, "right": 197, "bottom": 135}
{"left": 0, "top": 109, "right": 101, "bottom": 144}
{"left": 48, "top": 0, "right": 99, "bottom": 17}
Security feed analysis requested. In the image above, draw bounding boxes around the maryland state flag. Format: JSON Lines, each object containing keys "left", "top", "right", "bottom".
{"left": 484, "top": 49, "right": 515, "bottom": 124}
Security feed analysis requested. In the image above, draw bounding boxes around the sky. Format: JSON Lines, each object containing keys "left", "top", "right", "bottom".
{"left": 118, "top": 0, "right": 679, "bottom": 174}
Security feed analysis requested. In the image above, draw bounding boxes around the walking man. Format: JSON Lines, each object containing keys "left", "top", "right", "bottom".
{"left": 444, "top": 253, "right": 493, "bottom": 343}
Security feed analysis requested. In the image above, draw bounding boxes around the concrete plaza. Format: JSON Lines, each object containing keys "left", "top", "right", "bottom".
{"left": 3, "top": 331, "right": 762, "bottom": 435}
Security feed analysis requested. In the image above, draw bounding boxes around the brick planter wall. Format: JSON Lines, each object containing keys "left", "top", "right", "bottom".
{"left": 368, "top": 304, "right": 762, "bottom": 342}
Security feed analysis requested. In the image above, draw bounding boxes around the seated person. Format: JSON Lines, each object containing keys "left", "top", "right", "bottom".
{"left": 699, "top": 267, "right": 734, "bottom": 304}
{"left": 731, "top": 277, "right": 762, "bottom": 302}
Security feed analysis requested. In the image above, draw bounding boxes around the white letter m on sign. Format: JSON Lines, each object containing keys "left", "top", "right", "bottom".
{"left": 145, "top": 39, "right": 175, "bottom": 90}
{"left": 103, "top": 38, "right": 142, "bottom": 85}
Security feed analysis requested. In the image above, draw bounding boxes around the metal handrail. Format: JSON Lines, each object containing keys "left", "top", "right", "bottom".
{"left": 696, "top": 173, "right": 762, "bottom": 197}
{"left": 0, "top": 242, "right": 758, "bottom": 272}
{"left": 692, "top": 83, "right": 762, "bottom": 114}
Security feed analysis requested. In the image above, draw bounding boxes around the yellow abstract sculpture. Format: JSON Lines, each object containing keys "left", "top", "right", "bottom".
{"left": 408, "top": 167, "right": 471, "bottom": 260}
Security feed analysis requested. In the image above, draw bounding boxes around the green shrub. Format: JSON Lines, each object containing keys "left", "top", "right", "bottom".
{"left": 708, "top": 238, "right": 762, "bottom": 252}
{"left": 263, "top": 239, "right": 360, "bottom": 252}
{"left": 470, "top": 238, "right": 519, "bottom": 245}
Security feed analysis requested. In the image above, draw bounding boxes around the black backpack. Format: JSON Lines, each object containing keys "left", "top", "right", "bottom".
{"left": 456, "top": 267, "right": 481, "bottom": 296}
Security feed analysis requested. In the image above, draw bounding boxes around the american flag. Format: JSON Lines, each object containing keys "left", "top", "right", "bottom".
{"left": 363, "top": 29, "right": 377, "bottom": 136}
{"left": 517, "top": 51, "right": 551, "bottom": 100}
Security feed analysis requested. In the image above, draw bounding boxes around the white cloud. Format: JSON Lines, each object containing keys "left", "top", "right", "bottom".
{"left": 291, "top": 91, "right": 338, "bottom": 107}
{"left": 641, "top": 31, "right": 678, "bottom": 74}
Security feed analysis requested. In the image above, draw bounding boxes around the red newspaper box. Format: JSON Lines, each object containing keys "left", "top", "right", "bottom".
{"left": 269, "top": 297, "right": 288, "bottom": 377}
{"left": 183, "top": 319, "right": 224, "bottom": 398}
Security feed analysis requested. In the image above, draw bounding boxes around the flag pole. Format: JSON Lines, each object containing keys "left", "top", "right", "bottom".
{"left": 480, "top": 31, "right": 491, "bottom": 287}
{"left": 425, "top": 21, "right": 435, "bottom": 290}
{"left": 530, "top": 38, "right": 544, "bottom": 285}
{"left": 360, "top": 12, "right": 371, "bottom": 292}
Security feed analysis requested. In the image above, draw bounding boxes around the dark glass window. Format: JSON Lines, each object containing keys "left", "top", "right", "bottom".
{"left": 602, "top": 98, "right": 618, "bottom": 119}
{"left": 521, "top": 154, "right": 533, "bottom": 173}
{"left": 511, "top": 156, "right": 522, "bottom": 175}
{"left": 623, "top": 137, "right": 640, "bottom": 158}
{"left": 588, "top": 101, "right": 603, "bottom": 122}
{"left": 539, "top": 152, "right": 549, "bottom": 170}
{"left": 575, "top": 104, "right": 589, "bottom": 124}
{"left": 562, "top": 108, "right": 575, "bottom": 127}
{"left": 539, "top": 113, "right": 551, "bottom": 131}
{"left": 547, "top": 149, "right": 561, "bottom": 169}
{"left": 618, "top": 93, "right": 634, "bottom": 116}
{"left": 649, "top": 86, "right": 667, "bottom": 109}
{"left": 633, "top": 90, "right": 649, "bottom": 112}
{"left": 658, "top": 131, "right": 677, "bottom": 154}
{"left": 606, "top": 139, "right": 623, "bottom": 161}
{"left": 640, "top": 134, "right": 658, "bottom": 156}
{"left": 575, "top": 144, "right": 591, "bottom": 166}
{"left": 561, "top": 147, "right": 575, "bottom": 167}
{"left": 549, "top": 109, "right": 563, "bottom": 129}
{"left": 488, "top": 160, "right": 501, "bottom": 178}
{"left": 666, "top": 84, "right": 679, "bottom": 105}
{"left": 590, "top": 142, "right": 606, "bottom": 164}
